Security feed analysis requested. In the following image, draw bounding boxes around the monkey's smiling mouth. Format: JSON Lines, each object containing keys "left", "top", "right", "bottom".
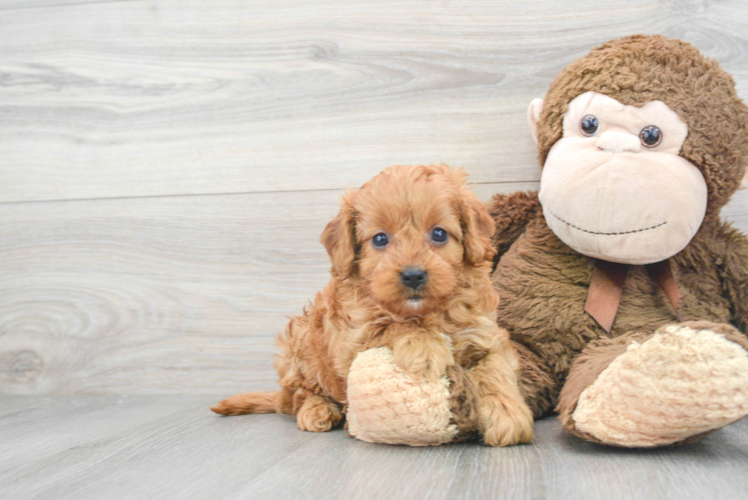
{"left": 549, "top": 211, "right": 668, "bottom": 236}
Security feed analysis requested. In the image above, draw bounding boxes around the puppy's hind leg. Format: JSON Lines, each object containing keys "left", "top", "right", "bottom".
{"left": 295, "top": 394, "right": 343, "bottom": 432}
{"left": 211, "top": 390, "right": 283, "bottom": 416}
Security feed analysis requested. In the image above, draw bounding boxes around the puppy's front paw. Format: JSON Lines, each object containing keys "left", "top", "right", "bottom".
{"left": 480, "top": 398, "right": 534, "bottom": 447}
{"left": 392, "top": 333, "right": 454, "bottom": 382}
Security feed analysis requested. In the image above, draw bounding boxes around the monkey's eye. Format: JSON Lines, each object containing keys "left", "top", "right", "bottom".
{"left": 580, "top": 115, "right": 599, "bottom": 136}
{"left": 430, "top": 227, "right": 448, "bottom": 244}
{"left": 372, "top": 232, "right": 389, "bottom": 248}
{"left": 640, "top": 125, "right": 662, "bottom": 147}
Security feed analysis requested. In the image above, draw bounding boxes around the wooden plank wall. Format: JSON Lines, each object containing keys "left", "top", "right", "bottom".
{"left": 1, "top": 0, "right": 747, "bottom": 395}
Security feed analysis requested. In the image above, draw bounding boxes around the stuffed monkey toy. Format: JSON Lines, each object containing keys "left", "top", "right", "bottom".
{"left": 346, "top": 34, "right": 748, "bottom": 448}
{"left": 490, "top": 34, "right": 748, "bottom": 447}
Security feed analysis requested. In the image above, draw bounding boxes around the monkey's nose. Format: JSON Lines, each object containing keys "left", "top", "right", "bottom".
{"left": 596, "top": 131, "right": 641, "bottom": 153}
{"left": 400, "top": 267, "right": 427, "bottom": 290}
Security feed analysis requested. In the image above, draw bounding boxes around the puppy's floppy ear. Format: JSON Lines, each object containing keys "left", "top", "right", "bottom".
{"left": 459, "top": 188, "right": 497, "bottom": 267}
{"left": 321, "top": 190, "right": 358, "bottom": 280}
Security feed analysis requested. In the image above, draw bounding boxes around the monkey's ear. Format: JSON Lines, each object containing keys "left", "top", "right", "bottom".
{"left": 527, "top": 98, "right": 544, "bottom": 144}
{"left": 740, "top": 168, "right": 748, "bottom": 190}
{"left": 460, "top": 190, "right": 497, "bottom": 267}
{"left": 320, "top": 191, "right": 358, "bottom": 280}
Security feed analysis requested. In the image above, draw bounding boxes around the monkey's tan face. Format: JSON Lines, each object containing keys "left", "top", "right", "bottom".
{"left": 537, "top": 91, "right": 707, "bottom": 264}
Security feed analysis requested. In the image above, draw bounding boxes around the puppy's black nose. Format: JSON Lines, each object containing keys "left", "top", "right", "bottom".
{"left": 400, "top": 267, "right": 427, "bottom": 290}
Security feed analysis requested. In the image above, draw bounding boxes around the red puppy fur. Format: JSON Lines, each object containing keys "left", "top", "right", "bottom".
{"left": 211, "top": 164, "right": 533, "bottom": 446}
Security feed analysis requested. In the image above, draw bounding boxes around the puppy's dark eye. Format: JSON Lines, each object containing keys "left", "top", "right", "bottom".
{"left": 431, "top": 227, "right": 448, "bottom": 244}
{"left": 580, "top": 115, "right": 599, "bottom": 136}
{"left": 640, "top": 125, "right": 662, "bottom": 147}
{"left": 372, "top": 232, "right": 389, "bottom": 248}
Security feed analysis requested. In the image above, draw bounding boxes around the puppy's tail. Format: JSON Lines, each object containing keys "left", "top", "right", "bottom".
{"left": 210, "top": 390, "right": 282, "bottom": 416}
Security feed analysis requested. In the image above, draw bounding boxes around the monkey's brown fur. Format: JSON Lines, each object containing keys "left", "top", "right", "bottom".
{"left": 489, "top": 35, "right": 748, "bottom": 443}
{"left": 213, "top": 164, "right": 533, "bottom": 446}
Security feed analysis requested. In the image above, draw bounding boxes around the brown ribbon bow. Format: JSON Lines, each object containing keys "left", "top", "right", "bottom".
{"left": 584, "top": 259, "right": 682, "bottom": 333}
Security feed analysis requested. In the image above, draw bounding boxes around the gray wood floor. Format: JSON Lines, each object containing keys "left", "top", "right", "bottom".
{"left": 1, "top": 396, "right": 747, "bottom": 500}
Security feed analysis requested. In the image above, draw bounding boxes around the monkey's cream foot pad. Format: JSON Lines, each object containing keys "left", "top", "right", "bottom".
{"left": 572, "top": 324, "right": 748, "bottom": 447}
{"left": 346, "top": 347, "right": 458, "bottom": 446}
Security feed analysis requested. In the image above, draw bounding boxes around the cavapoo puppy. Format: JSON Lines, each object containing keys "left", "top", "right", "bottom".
{"left": 212, "top": 164, "right": 533, "bottom": 446}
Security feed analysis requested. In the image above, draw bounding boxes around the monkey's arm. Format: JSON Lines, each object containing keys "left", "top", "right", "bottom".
{"left": 487, "top": 191, "right": 542, "bottom": 261}
{"left": 719, "top": 224, "right": 748, "bottom": 333}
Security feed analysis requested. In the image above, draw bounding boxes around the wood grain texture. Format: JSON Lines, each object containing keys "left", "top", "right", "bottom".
{"left": 0, "top": 0, "right": 133, "bottom": 12}
{"left": 1, "top": 395, "right": 747, "bottom": 500}
{"left": 1, "top": 0, "right": 748, "bottom": 202}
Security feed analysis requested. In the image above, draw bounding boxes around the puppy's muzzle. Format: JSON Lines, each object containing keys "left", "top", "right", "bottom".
{"left": 400, "top": 267, "right": 427, "bottom": 291}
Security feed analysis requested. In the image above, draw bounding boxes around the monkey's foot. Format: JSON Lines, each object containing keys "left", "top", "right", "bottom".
{"left": 346, "top": 347, "right": 458, "bottom": 446}
{"left": 571, "top": 324, "right": 748, "bottom": 447}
